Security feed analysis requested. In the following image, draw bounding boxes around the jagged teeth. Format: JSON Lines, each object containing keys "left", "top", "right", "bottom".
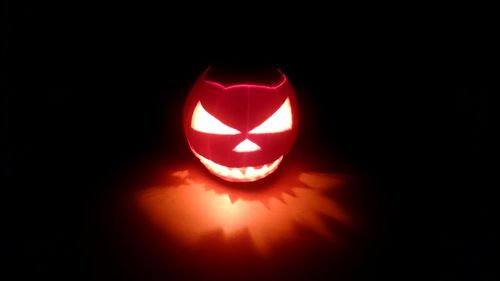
{"left": 193, "top": 152, "right": 283, "bottom": 182}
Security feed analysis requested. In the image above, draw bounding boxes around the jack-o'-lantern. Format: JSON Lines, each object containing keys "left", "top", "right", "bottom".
{"left": 184, "top": 67, "right": 299, "bottom": 182}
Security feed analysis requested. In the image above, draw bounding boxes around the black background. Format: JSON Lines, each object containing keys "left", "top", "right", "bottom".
{"left": 1, "top": 2, "right": 494, "bottom": 281}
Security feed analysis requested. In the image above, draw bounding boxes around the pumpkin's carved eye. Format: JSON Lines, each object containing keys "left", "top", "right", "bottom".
{"left": 249, "top": 98, "right": 293, "bottom": 134}
{"left": 191, "top": 101, "right": 241, "bottom": 135}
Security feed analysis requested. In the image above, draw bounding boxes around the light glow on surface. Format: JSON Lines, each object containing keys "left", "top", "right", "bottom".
{"left": 193, "top": 150, "right": 282, "bottom": 182}
{"left": 232, "top": 139, "right": 261, "bottom": 152}
{"left": 249, "top": 98, "right": 292, "bottom": 134}
{"left": 191, "top": 101, "right": 240, "bottom": 135}
{"left": 137, "top": 166, "right": 350, "bottom": 256}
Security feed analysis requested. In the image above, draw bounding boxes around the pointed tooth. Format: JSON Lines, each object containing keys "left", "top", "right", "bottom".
{"left": 232, "top": 168, "right": 244, "bottom": 178}
{"left": 246, "top": 167, "right": 257, "bottom": 178}
{"left": 262, "top": 164, "right": 269, "bottom": 172}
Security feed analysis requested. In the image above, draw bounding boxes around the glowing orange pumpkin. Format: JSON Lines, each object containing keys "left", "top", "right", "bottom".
{"left": 184, "top": 67, "right": 299, "bottom": 182}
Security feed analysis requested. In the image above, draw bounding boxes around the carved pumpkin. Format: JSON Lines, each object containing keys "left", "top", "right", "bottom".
{"left": 183, "top": 67, "right": 299, "bottom": 182}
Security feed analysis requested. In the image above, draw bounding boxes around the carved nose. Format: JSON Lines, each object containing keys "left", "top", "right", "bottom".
{"left": 233, "top": 138, "right": 261, "bottom": 152}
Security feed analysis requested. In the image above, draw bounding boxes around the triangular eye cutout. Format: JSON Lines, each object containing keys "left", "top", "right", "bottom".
{"left": 249, "top": 98, "right": 293, "bottom": 134}
{"left": 191, "top": 101, "right": 241, "bottom": 135}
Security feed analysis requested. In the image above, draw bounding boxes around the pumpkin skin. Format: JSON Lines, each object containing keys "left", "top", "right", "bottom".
{"left": 183, "top": 67, "right": 299, "bottom": 182}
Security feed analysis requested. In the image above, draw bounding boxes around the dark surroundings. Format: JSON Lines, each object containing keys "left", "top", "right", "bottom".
{"left": 1, "top": 2, "right": 495, "bottom": 281}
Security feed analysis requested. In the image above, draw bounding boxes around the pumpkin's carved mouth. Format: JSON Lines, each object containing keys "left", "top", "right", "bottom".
{"left": 192, "top": 151, "right": 283, "bottom": 182}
